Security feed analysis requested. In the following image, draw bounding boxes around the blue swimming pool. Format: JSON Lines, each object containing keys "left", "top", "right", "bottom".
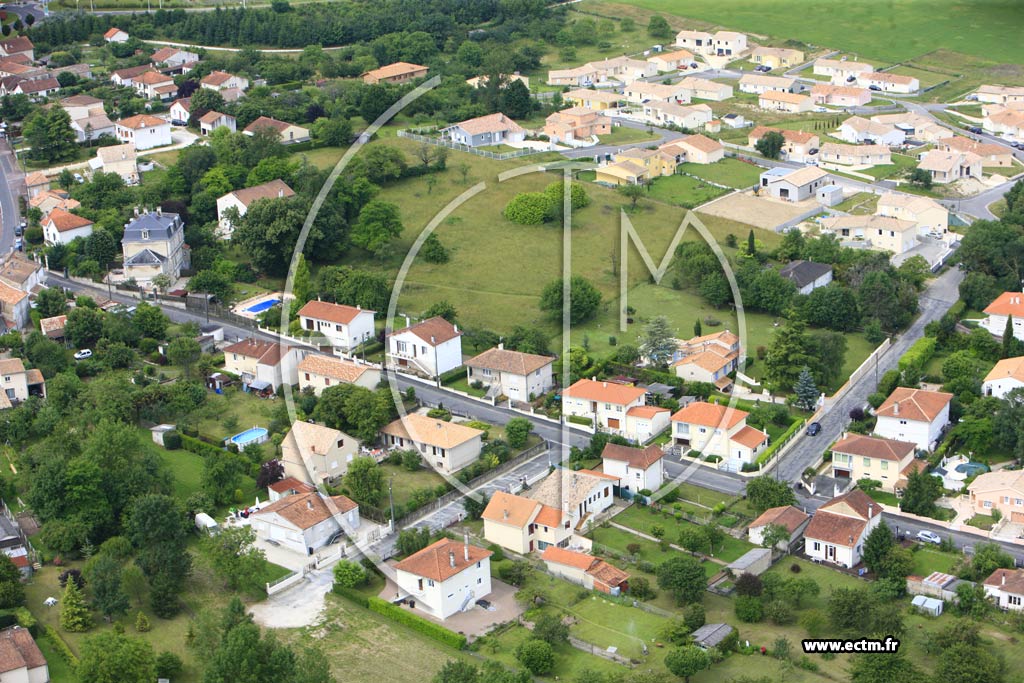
{"left": 955, "top": 462, "right": 989, "bottom": 477}
{"left": 247, "top": 299, "right": 281, "bottom": 313}
{"left": 230, "top": 427, "right": 269, "bottom": 447}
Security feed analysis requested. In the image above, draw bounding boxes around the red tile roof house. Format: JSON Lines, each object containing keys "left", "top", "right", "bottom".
{"left": 872, "top": 387, "right": 953, "bottom": 452}
{"left": 541, "top": 546, "right": 629, "bottom": 595}
{"left": 222, "top": 338, "right": 308, "bottom": 392}
{"left": 464, "top": 344, "right": 554, "bottom": 403}
{"left": 830, "top": 432, "right": 921, "bottom": 493}
{"left": 669, "top": 401, "right": 767, "bottom": 472}
{"left": 250, "top": 491, "right": 359, "bottom": 556}
{"left": 386, "top": 316, "right": 463, "bottom": 378}
{"left": 297, "top": 299, "right": 376, "bottom": 355}
{"left": 392, "top": 537, "right": 491, "bottom": 620}
{"left": 561, "top": 378, "right": 669, "bottom": 443}
{"left": 0, "top": 626, "right": 48, "bottom": 681}
{"left": 601, "top": 442, "right": 664, "bottom": 495}
{"left": 215, "top": 178, "right": 295, "bottom": 238}
{"left": 980, "top": 291, "right": 1024, "bottom": 341}
{"left": 42, "top": 208, "right": 93, "bottom": 246}
{"left": 747, "top": 505, "right": 810, "bottom": 551}
{"left": 803, "top": 489, "right": 881, "bottom": 568}
{"left": 984, "top": 568, "right": 1024, "bottom": 611}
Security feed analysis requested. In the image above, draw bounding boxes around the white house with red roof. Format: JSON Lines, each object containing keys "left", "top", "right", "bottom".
{"left": 42, "top": 208, "right": 93, "bottom": 246}
{"left": 216, "top": 178, "right": 295, "bottom": 238}
{"left": 393, "top": 537, "right": 492, "bottom": 620}
{"left": 250, "top": 491, "right": 359, "bottom": 556}
{"left": 540, "top": 546, "right": 629, "bottom": 595}
{"left": 872, "top": 387, "right": 953, "bottom": 452}
{"left": 267, "top": 476, "right": 316, "bottom": 503}
{"left": 670, "top": 329, "right": 739, "bottom": 390}
{"left": 981, "top": 291, "right": 1024, "bottom": 341}
{"left": 298, "top": 354, "right": 381, "bottom": 394}
{"left": 984, "top": 568, "right": 1024, "bottom": 611}
{"left": 201, "top": 70, "right": 249, "bottom": 92}
{"left": 747, "top": 504, "right": 810, "bottom": 551}
{"left": 983, "top": 356, "right": 1024, "bottom": 399}
{"left": 115, "top": 114, "right": 171, "bottom": 150}
{"left": 561, "top": 378, "right": 669, "bottom": 443}
{"left": 601, "top": 442, "right": 664, "bottom": 494}
{"left": 169, "top": 98, "right": 191, "bottom": 125}
{"left": 297, "top": 299, "right": 375, "bottom": 355}
{"left": 464, "top": 344, "right": 554, "bottom": 401}
{"left": 441, "top": 112, "right": 526, "bottom": 148}
{"left": 104, "top": 27, "right": 129, "bottom": 43}
{"left": 804, "top": 489, "right": 881, "bottom": 568}
{"left": 222, "top": 338, "right": 308, "bottom": 391}
{"left": 386, "top": 316, "right": 463, "bottom": 377}
{"left": 670, "top": 401, "right": 767, "bottom": 471}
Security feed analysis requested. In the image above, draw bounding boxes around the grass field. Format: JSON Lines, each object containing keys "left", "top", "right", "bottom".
{"left": 678, "top": 158, "right": 764, "bottom": 188}
{"left": 646, "top": 174, "right": 729, "bottom": 208}
{"left": 378, "top": 462, "right": 449, "bottom": 511}
{"left": 834, "top": 191, "right": 879, "bottom": 215}
{"left": 613, "top": 505, "right": 755, "bottom": 562}
{"left": 598, "top": 126, "right": 660, "bottom": 146}
{"left": 585, "top": 0, "right": 1024, "bottom": 64}
{"left": 910, "top": 547, "right": 959, "bottom": 576}
{"left": 860, "top": 153, "right": 919, "bottom": 181}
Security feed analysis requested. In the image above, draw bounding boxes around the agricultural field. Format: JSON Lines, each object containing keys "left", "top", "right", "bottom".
{"left": 584, "top": 0, "right": 1024, "bottom": 64}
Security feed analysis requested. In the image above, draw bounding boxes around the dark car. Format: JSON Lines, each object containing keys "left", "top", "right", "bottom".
{"left": 968, "top": 126, "right": 983, "bottom": 135}
{"left": 868, "top": 84, "right": 881, "bottom": 91}
{"left": 806, "top": 422, "right": 822, "bottom": 436}
{"left": 846, "top": 75, "right": 857, "bottom": 82}
{"left": 808, "top": 147, "right": 819, "bottom": 155}
{"left": 690, "top": 62, "right": 699, "bottom": 69}
{"left": 762, "top": 65, "right": 772, "bottom": 71}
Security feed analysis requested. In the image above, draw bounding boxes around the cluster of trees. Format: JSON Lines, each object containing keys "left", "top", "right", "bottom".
{"left": 503, "top": 182, "right": 589, "bottom": 226}
{"left": 733, "top": 571, "right": 820, "bottom": 627}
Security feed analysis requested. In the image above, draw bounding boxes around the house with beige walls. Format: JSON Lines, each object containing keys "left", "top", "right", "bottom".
{"left": 297, "top": 354, "right": 381, "bottom": 394}
{"left": 380, "top": 414, "right": 483, "bottom": 474}
{"left": 280, "top": 419, "right": 360, "bottom": 485}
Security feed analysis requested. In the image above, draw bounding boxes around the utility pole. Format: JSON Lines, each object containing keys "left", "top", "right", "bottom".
{"left": 388, "top": 478, "right": 395, "bottom": 533}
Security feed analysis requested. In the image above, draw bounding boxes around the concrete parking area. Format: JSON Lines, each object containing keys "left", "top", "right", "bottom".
{"left": 377, "top": 574, "right": 524, "bottom": 638}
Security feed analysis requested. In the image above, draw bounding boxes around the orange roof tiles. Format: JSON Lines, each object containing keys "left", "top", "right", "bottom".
{"left": 671, "top": 401, "right": 748, "bottom": 429}
{"left": 394, "top": 537, "right": 491, "bottom": 583}
{"left": 563, "top": 378, "right": 646, "bottom": 405}
{"left": 298, "top": 299, "right": 371, "bottom": 325}
{"left": 875, "top": 387, "right": 953, "bottom": 422}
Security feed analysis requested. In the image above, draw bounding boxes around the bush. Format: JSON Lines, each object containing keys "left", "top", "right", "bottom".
{"left": 156, "top": 651, "right": 184, "bottom": 679}
{"left": 567, "top": 415, "right": 593, "bottom": 426}
{"left": 135, "top": 611, "right": 151, "bottom": 632}
{"left": 162, "top": 431, "right": 181, "bottom": 450}
{"left": 366, "top": 597, "right": 467, "bottom": 649}
{"left": 504, "top": 192, "right": 552, "bottom": 225}
{"left": 180, "top": 434, "right": 223, "bottom": 458}
{"left": 735, "top": 595, "right": 764, "bottom": 623}
{"left": 333, "top": 560, "right": 368, "bottom": 589}
{"left": 766, "top": 600, "right": 795, "bottom": 625}
{"left": 332, "top": 584, "right": 370, "bottom": 608}
{"left": 515, "top": 639, "right": 555, "bottom": 675}
{"left": 544, "top": 180, "right": 589, "bottom": 210}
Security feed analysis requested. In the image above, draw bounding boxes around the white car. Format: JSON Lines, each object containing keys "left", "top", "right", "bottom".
{"left": 916, "top": 530, "right": 942, "bottom": 545}
{"left": 73, "top": 173, "right": 84, "bottom": 183}
{"left": 73, "top": 349, "right": 93, "bottom": 361}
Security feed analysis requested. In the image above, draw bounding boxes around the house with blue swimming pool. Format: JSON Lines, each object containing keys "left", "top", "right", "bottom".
{"left": 872, "top": 387, "right": 952, "bottom": 452}
{"left": 223, "top": 337, "right": 308, "bottom": 392}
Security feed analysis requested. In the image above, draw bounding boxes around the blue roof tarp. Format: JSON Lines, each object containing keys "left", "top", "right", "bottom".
{"left": 248, "top": 379, "right": 273, "bottom": 391}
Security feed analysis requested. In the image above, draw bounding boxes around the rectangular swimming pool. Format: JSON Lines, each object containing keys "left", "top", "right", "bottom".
{"left": 247, "top": 299, "right": 281, "bottom": 314}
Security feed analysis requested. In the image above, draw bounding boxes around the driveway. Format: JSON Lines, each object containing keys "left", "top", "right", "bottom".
{"left": 377, "top": 575, "right": 524, "bottom": 638}
{"left": 698, "top": 191, "right": 818, "bottom": 230}
{"left": 250, "top": 565, "right": 334, "bottom": 629}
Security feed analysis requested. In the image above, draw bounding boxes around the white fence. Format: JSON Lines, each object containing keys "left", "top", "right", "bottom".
{"left": 266, "top": 570, "right": 305, "bottom": 596}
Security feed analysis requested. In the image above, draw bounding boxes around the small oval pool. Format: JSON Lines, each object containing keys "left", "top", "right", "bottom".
{"left": 954, "top": 462, "right": 989, "bottom": 477}
{"left": 230, "top": 427, "right": 269, "bottom": 447}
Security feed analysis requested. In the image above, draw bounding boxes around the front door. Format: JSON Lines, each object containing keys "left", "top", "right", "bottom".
{"left": 826, "top": 545, "right": 836, "bottom": 561}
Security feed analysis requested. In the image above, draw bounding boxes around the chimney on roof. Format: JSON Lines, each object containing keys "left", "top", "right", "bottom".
{"left": 278, "top": 188, "right": 284, "bottom": 198}
{"left": 156, "top": 207, "right": 162, "bottom": 217}
{"left": 464, "top": 533, "right": 470, "bottom": 562}
{"left": 503, "top": 508, "right": 509, "bottom": 520}
{"left": 1003, "top": 572, "right": 1006, "bottom": 586}
{"left": 449, "top": 550, "right": 456, "bottom": 568}
{"left": 306, "top": 499, "right": 313, "bottom": 510}
{"left": 893, "top": 401, "right": 899, "bottom": 415}
{"left": 868, "top": 503, "right": 873, "bottom": 519}
{"left": 133, "top": 206, "right": 139, "bottom": 216}
{"left": 430, "top": 336, "right": 436, "bottom": 345}
{"left": 454, "top": 323, "right": 459, "bottom": 333}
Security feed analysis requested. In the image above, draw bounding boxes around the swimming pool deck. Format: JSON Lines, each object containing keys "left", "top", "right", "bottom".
{"left": 231, "top": 292, "right": 290, "bottom": 320}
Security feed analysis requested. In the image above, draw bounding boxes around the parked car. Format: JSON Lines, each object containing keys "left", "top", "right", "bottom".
{"left": 806, "top": 422, "right": 822, "bottom": 436}
{"left": 808, "top": 147, "right": 820, "bottom": 155}
{"left": 73, "top": 173, "right": 84, "bottom": 183}
{"left": 762, "top": 65, "right": 772, "bottom": 71}
{"left": 916, "top": 530, "right": 942, "bottom": 545}
{"left": 14, "top": 238, "right": 21, "bottom": 251}
{"left": 73, "top": 349, "right": 93, "bottom": 361}
{"left": 690, "top": 62, "right": 698, "bottom": 69}
{"left": 14, "top": 226, "right": 21, "bottom": 237}
{"left": 846, "top": 75, "right": 857, "bottom": 82}
{"left": 967, "top": 126, "right": 983, "bottom": 135}
{"left": 868, "top": 84, "right": 881, "bottom": 91}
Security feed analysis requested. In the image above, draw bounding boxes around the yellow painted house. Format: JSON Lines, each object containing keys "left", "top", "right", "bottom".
{"left": 563, "top": 89, "right": 622, "bottom": 111}
{"left": 595, "top": 147, "right": 678, "bottom": 186}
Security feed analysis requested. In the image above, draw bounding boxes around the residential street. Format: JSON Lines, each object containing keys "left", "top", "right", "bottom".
{"left": 0, "top": 140, "right": 22, "bottom": 255}
{"left": 775, "top": 266, "right": 964, "bottom": 483}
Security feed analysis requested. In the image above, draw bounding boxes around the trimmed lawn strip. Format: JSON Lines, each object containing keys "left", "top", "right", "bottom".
{"left": 678, "top": 158, "right": 764, "bottom": 188}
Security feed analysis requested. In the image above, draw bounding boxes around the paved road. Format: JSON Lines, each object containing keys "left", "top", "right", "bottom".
{"left": 0, "top": 140, "right": 21, "bottom": 255}
{"left": 558, "top": 118, "right": 685, "bottom": 160}
{"left": 775, "top": 266, "right": 964, "bottom": 483}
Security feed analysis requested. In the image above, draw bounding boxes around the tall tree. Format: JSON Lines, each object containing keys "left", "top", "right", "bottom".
{"left": 755, "top": 131, "right": 785, "bottom": 160}
{"left": 665, "top": 645, "right": 710, "bottom": 683}
{"left": 746, "top": 476, "right": 796, "bottom": 513}
{"left": 793, "top": 366, "right": 819, "bottom": 411}
{"left": 86, "top": 553, "right": 130, "bottom": 621}
{"left": 861, "top": 521, "right": 895, "bottom": 575}
{"left": 351, "top": 200, "right": 403, "bottom": 258}
{"left": 639, "top": 316, "right": 676, "bottom": 367}
{"left": 656, "top": 556, "right": 706, "bottom": 605}
{"left": 23, "top": 107, "right": 77, "bottom": 163}
{"left": 538, "top": 276, "right": 602, "bottom": 324}
{"left": 60, "top": 579, "right": 93, "bottom": 632}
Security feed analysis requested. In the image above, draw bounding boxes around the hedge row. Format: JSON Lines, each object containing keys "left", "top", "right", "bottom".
{"left": 181, "top": 434, "right": 224, "bottom": 458}
{"left": 43, "top": 625, "right": 78, "bottom": 667}
{"left": 755, "top": 418, "right": 805, "bottom": 466}
{"left": 898, "top": 336, "right": 936, "bottom": 375}
{"left": 366, "top": 597, "right": 467, "bottom": 650}
{"left": 567, "top": 415, "right": 593, "bottom": 426}
{"left": 332, "top": 584, "right": 370, "bottom": 608}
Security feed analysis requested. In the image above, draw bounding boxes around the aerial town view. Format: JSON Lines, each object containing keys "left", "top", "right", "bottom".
{"left": 0, "top": 0, "right": 1022, "bottom": 681}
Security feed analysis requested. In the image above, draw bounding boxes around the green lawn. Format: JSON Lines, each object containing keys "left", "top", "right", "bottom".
{"left": 910, "top": 547, "right": 959, "bottom": 576}
{"left": 864, "top": 488, "right": 901, "bottom": 507}
{"left": 442, "top": 374, "right": 488, "bottom": 397}
{"left": 834, "top": 191, "right": 879, "bottom": 215}
{"left": 488, "top": 622, "right": 628, "bottom": 681}
{"left": 587, "top": 0, "right": 1024, "bottom": 63}
{"left": 189, "top": 387, "right": 279, "bottom": 444}
{"left": 671, "top": 482, "right": 736, "bottom": 508}
{"left": 597, "top": 126, "right": 660, "bottom": 146}
{"left": 612, "top": 505, "right": 755, "bottom": 562}
{"left": 36, "top": 634, "right": 76, "bottom": 683}
{"left": 378, "top": 462, "right": 450, "bottom": 512}
{"left": 677, "top": 158, "right": 764, "bottom": 189}
{"left": 646, "top": 173, "right": 729, "bottom": 209}
{"left": 965, "top": 514, "right": 996, "bottom": 531}
{"left": 860, "top": 153, "right": 919, "bottom": 181}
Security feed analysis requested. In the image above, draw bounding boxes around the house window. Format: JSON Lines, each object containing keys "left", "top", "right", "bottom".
{"left": 427, "top": 579, "right": 434, "bottom": 587}
{"left": 325, "top": 379, "right": 330, "bottom": 386}
{"left": 1005, "top": 496, "right": 1011, "bottom": 504}
{"left": 863, "top": 458, "right": 870, "bottom": 467}
{"left": 880, "top": 461, "right": 888, "bottom": 470}
{"left": 899, "top": 420, "right": 907, "bottom": 425}
{"left": 813, "top": 542, "right": 821, "bottom": 551}
{"left": 141, "top": 230, "right": 149, "bottom": 240}
{"left": 1016, "top": 499, "right": 1023, "bottom": 506}
{"left": 304, "top": 373, "right": 310, "bottom": 381}
{"left": 337, "top": 439, "right": 344, "bottom": 448}
{"left": 396, "top": 341, "right": 407, "bottom": 353}
{"left": 2, "top": 377, "right": 8, "bottom": 383}
{"left": 477, "top": 577, "right": 482, "bottom": 584}
{"left": 417, "top": 579, "right": 423, "bottom": 590}
{"left": 1011, "top": 596, "right": 1022, "bottom": 606}
{"left": 984, "top": 500, "right": 993, "bottom": 508}
{"left": 476, "top": 561, "right": 481, "bottom": 568}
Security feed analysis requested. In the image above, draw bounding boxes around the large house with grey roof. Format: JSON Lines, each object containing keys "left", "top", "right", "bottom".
{"left": 121, "top": 209, "right": 189, "bottom": 282}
